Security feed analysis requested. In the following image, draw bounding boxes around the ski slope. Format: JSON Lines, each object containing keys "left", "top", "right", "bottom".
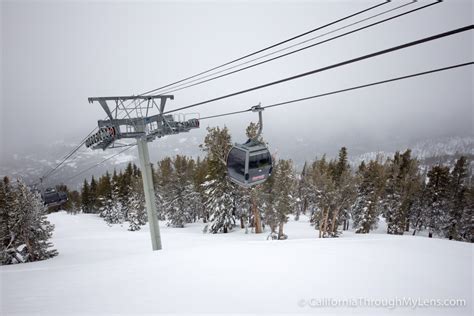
{"left": 1, "top": 212, "right": 472, "bottom": 315}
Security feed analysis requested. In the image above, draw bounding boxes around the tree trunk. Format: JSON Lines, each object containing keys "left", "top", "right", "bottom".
{"left": 318, "top": 209, "right": 324, "bottom": 238}
{"left": 24, "top": 235, "right": 35, "bottom": 262}
{"left": 330, "top": 207, "right": 340, "bottom": 236}
{"left": 278, "top": 222, "right": 284, "bottom": 239}
{"left": 240, "top": 215, "right": 245, "bottom": 229}
{"left": 321, "top": 208, "right": 330, "bottom": 238}
{"left": 252, "top": 193, "right": 262, "bottom": 234}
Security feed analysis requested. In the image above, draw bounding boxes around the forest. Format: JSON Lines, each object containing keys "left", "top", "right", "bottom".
{"left": 67, "top": 125, "right": 474, "bottom": 242}
{"left": 1, "top": 125, "right": 473, "bottom": 265}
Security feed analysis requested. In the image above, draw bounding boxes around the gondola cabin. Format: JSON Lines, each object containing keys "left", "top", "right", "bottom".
{"left": 42, "top": 188, "right": 68, "bottom": 210}
{"left": 227, "top": 139, "right": 272, "bottom": 188}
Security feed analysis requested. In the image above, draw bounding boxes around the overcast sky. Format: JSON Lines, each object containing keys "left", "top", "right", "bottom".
{"left": 1, "top": 0, "right": 472, "bottom": 162}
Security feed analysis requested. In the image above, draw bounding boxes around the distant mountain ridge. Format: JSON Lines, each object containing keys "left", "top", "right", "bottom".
{"left": 350, "top": 136, "right": 474, "bottom": 167}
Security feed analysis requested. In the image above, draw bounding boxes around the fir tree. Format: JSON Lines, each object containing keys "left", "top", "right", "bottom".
{"left": 460, "top": 186, "right": 474, "bottom": 242}
{"left": 193, "top": 157, "right": 209, "bottom": 223}
{"left": 81, "top": 179, "right": 91, "bottom": 213}
{"left": 351, "top": 159, "right": 385, "bottom": 233}
{"left": 100, "top": 178, "right": 125, "bottom": 226}
{"left": 382, "top": 150, "right": 421, "bottom": 235}
{"left": 0, "top": 177, "right": 17, "bottom": 264}
{"left": 443, "top": 156, "right": 469, "bottom": 240}
{"left": 1, "top": 179, "right": 57, "bottom": 264}
{"left": 156, "top": 157, "right": 173, "bottom": 221}
{"left": 270, "top": 159, "right": 296, "bottom": 239}
{"left": 307, "top": 156, "right": 336, "bottom": 238}
{"left": 295, "top": 161, "right": 309, "bottom": 221}
{"left": 164, "top": 155, "right": 196, "bottom": 227}
{"left": 329, "top": 147, "right": 356, "bottom": 236}
{"left": 127, "top": 179, "right": 147, "bottom": 231}
{"left": 424, "top": 165, "right": 451, "bottom": 238}
{"left": 67, "top": 190, "right": 81, "bottom": 215}
{"left": 89, "top": 176, "right": 98, "bottom": 212}
{"left": 201, "top": 126, "right": 236, "bottom": 233}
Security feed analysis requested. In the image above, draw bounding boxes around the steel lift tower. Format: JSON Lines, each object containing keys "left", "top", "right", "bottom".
{"left": 86, "top": 95, "right": 199, "bottom": 250}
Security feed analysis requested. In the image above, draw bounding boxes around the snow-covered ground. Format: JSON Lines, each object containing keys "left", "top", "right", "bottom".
{"left": 1, "top": 212, "right": 472, "bottom": 315}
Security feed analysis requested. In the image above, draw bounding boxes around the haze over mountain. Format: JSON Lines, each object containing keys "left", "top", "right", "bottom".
{"left": 1, "top": 134, "right": 472, "bottom": 190}
{"left": 1, "top": 0, "right": 472, "bottom": 189}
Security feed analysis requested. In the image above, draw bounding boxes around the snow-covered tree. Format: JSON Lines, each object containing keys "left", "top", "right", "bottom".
{"left": 307, "top": 148, "right": 355, "bottom": 238}
{"left": 443, "top": 156, "right": 469, "bottom": 241}
{"left": 201, "top": 126, "right": 236, "bottom": 233}
{"left": 351, "top": 159, "right": 385, "bottom": 233}
{"left": 192, "top": 157, "right": 209, "bottom": 223}
{"left": 155, "top": 157, "right": 173, "bottom": 221}
{"left": 381, "top": 150, "right": 421, "bottom": 235}
{"left": 460, "top": 186, "right": 474, "bottom": 242}
{"left": 127, "top": 182, "right": 147, "bottom": 231}
{"left": 204, "top": 178, "right": 236, "bottom": 233}
{"left": 0, "top": 177, "right": 17, "bottom": 264}
{"left": 1, "top": 179, "right": 57, "bottom": 264}
{"left": 163, "top": 155, "right": 197, "bottom": 228}
{"left": 265, "top": 159, "right": 296, "bottom": 239}
{"left": 81, "top": 179, "right": 92, "bottom": 213}
{"left": 100, "top": 180, "right": 125, "bottom": 226}
{"left": 424, "top": 165, "right": 451, "bottom": 238}
{"left": 67, "top": 190, "right": 81, "bottom": 215}
{"left": 306, "top": 156, "right": 336, "bottom": 237}
{"left": 295, "top": 161, "right": 310, "bottom": 221}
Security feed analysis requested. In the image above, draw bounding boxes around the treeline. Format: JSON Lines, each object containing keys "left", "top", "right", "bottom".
{"left": 70, "top": 126, "right": 473, "bottom": 243}
{"left": 2, "top": 126, "right": 471, "bottom": 266}
{"left": 74, "top": 163, "right": 147, "bottom": 231}
{"left": 0, "top": 177, "right": 58, "bottom": 264}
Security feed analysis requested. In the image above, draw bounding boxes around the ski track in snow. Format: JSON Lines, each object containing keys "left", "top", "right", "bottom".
{"left": 0, "top": 212, "right": 472, "bottom": 316}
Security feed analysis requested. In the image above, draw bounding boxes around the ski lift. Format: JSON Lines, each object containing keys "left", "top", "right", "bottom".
{"left": 226, "top": 104, "right": 272, "bottom": 188}
{"left": 42, "top": 188, "right": 68, "bottom": 209}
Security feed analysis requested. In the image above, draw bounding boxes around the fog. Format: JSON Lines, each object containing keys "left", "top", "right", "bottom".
{"left": 1, "top": 0, "right": 473, "bottom": 163}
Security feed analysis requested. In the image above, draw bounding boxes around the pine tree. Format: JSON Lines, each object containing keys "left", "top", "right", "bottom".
{"left": 156, "top": 157, "right": 173, "bottom": 221}
{"left": 381, "top": 150, "right": 421, "bottom": 235}
{"left": 127, "top": 178, "right": 147, "bottom": 231}
{"left": 262, "top": 169, "right": 277, "bottom": 235}
{"left": 81, "top": 179, "right": 91, "bottom": 213}
{"left": 460, "top": 186, "right": 473, "bottom": 242}
{"left": 201, "top": 126, "right": 236, "bottom": 233}
{"left": 328, "top": 147, "right": 356, "bottom": 236}
{"left": 0, "top": 177, "right": 17, "bottom": 264}
{"left": 271, "top": 159, "right": 296, "bottom": 239}
{"left": 443, "top": 156, "right": 469, "bottom": 240}
{"left": 164, "top": 155, "right": 196, "bottom": 227}
{"left": 97, "top": 172, "right": 113, "bottom": 202}
{"left": 89, "top": 176, "right": 98, "bottom": 212}
{"left": 100, "top": 177, "right": 125, "bottom": 226}
{"left": 306, "top": 156, "right": 336, "bottom": 238}
{"left": 117, "top": 168, "right": 132, "bottom": 220}
{"left": 67, "top": 190, "right": 81, "bottom": 215}
{"left": 204, "top": 178, "right": 235, "bottom": 233}
{"left": 295, "top": 161, "right": 309, "bottom": 221}
{"left": 1, "top": 179, "right": 58, "bottom": 264}
{"left": 424, "top": 165, "right": 451, "bottom": 238}
{"left": 351, "top": 159, "right": 385, "bottom": 233}
{"left": 193, "top": 157, "right": 209, "bottom": 223}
